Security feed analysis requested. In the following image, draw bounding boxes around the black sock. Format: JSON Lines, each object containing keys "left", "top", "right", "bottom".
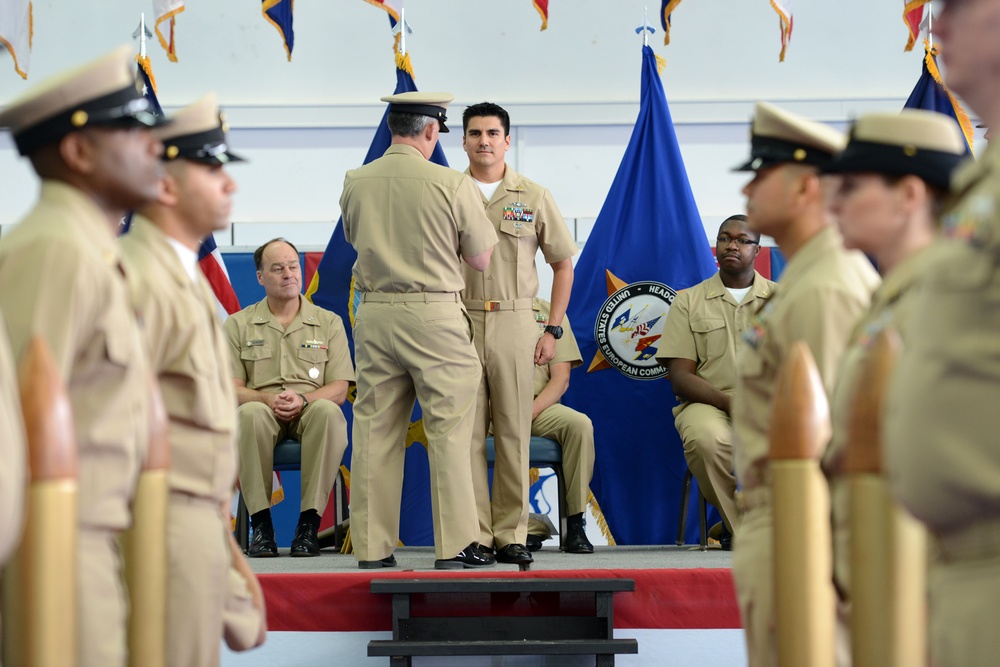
{"left": 251, "top": 509, "right": 273, "bottom": 531}
{"left": 298, "top": 509, "right": 320, "bottom": 529}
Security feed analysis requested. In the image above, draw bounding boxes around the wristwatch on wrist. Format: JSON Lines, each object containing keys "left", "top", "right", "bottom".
{"left": 298, "top": 393, "right": 309, "bottom": 409}
{"left": 544, "top": 324, "right": 564, "bottom": 340}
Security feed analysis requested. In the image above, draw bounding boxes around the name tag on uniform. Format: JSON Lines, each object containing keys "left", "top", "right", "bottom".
{"left": 301, "top": 340, "right": 328, "bottom": 350}
{"left": 502, "top": 203, "right": 534, "bottom": 224}
{"left": 247, "top": 339, "right": 265, "bottom": 347}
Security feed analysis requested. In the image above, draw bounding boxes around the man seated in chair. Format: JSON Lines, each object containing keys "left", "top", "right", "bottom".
{"left": 224, "top": 238, "right": 355, "bottom": 558}
{"left": 524, "top": 298, "right": 595, "bottom": 554}
{"left": 656, "top": 215, "right": 777, "bottom": 550}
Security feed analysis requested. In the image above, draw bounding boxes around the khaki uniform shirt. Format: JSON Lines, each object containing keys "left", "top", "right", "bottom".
{"left": 826, "top": 250, "right": 926, "bottom": 474}
{"left": 224, "top": 296, "right": 355, "bottom": 395}
{"left": 121, "top": 217, "right": 237, "bottom": 503}
{"left": 340, "top": 144, "right": 498, "bottom": 294}
{"left": 462, "top": 166, "right": 577, "bottom": 301}
{"left": 0, "top": 180, "right": 148, "bottom": 531}
{"left": 886, "top": 145, "right": 1000, "bottom": 532}
{"left": 658, "top": 271, "right": 776, "bottom": 417}
{"left": 733, "top": 226, "right": 880, "bottom": 488}
{"left": 0, "top": 312, "right": 26, "bottom": 565}
{"left": 532, "top": 299, "right": 583, "bottom": 397}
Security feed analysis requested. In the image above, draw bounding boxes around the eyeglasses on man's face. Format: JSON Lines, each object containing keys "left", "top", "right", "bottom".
{"left": 716, "top": 235, "right": 759, "bottom": 247}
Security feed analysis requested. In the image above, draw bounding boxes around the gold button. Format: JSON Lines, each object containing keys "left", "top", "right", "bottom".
{"left": 166, "top": 145, "right": 179, "bottom": 159}
{"left": 70, "top": 110, "right": 88, "bottom": 127}
{"left": 903, "top": 145, "right": 917, "bottom": 157}
{"left": 793, "top": 148, "right": 807, "bottom": 161}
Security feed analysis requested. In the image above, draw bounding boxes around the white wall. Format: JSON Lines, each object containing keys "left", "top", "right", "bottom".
{"left": 1, "top": 0, "right": 989, "bottom": 276}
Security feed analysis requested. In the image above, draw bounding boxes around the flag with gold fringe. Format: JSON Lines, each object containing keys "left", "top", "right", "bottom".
{"left": 306, "top": 15, "right": 446, "bottom": 548}
{"left": 562, "top": 44, "right": 717, "bottom": 545}
{"left": 0, "top": 0, "right": 31, "bottom": 79}
{"left": 660, "top": 0, "right": 681, "bottom": 45}
{"left": 770, "top": 0, "right": 793, "bottom": 61}
{"left": 534, "top": 0, "right": 548, "bottom": 30}
{"left": 903, "top": 0, "right": 930, "bottom": 52}
{"left": 262, "top": 0, "right": 294, "bottom": 61}
{"left": 904, "top": 39, "right": 975, "bottom": 156}
{"left": 153, "top": 0, "right": 183, "bottom": 62}
{"left": 363, "top": 0, "right": 402, "bottom": 23}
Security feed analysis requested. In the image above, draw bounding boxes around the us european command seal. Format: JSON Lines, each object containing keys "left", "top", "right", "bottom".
{"left": 594, "top": 281, "right": 676, "bottom": 380}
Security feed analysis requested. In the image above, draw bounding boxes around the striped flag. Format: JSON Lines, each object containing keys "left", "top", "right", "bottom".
{"left": 262, "top": 0, "right": 294, "bottom": 61}
{"left": 363, "top": 0, "right": 402, "bottom": 23}
{"left": 903, "top": 0, "right": 930, "bottom": 52}
{"left": 770, "top": 0, "right": 793, "bottom": 62}
{"left": 153, "top": 0, "right": 184, "bottom": 62}
{"left": 0, "top": 0, "right": 32, "bottom": 79}
{"left": 534, "top": 0, "right": 549, "bottom": 30}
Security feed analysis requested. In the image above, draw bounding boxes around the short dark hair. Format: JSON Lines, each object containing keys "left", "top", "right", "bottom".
{"left": 462, "top": 102, "right": 510, "bottom": 136}
{"left": 254, "top": 238, "right": 299, "bottom": 272}
{"left": 719, "top": 214, "right": 760, "bottom": 242}
{"left": 387, "top": 111, "right": 436, "bottom": 138}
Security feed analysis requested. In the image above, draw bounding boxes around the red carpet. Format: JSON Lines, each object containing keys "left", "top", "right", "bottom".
{"left": 260, "top": 568, "right": 740, "bottom": 632}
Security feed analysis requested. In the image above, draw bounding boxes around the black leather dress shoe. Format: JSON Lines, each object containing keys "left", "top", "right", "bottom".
{"left": 563, "top": 513, "right": 594, "bottom": 554}
{"left": 248, "top": 523, "right": 278, "bottom": 558}
{"left": 435, "top": 543, "right": 497, "bottom": 570}
{"left": 495, "top": 543, "right": 534, "bottom": 564}
{"left": 719, "top": 524, "right": 733, "bottom": 552}
{"left": 358, "top": 554, "right": 397, "bottom": 569}
{"left": 525, "top": 534, "right": 544, "bottom": 552}
{"left": 290, "top": 521, "right": 320, "bottom": 557}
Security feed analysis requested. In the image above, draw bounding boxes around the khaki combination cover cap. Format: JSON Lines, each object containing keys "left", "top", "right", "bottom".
{"left": 0, "top": 44, "right": 167, "bottom": 156}
{"left": 734, "top": 101, "right": 847, "bottom": 172}
{"left": 155, "top": 93, "right": 246, "bottom": 165}
{"left": 826, "top": 109, "right": 967, "bottom": 190}
{"left": 380, "top": 91, "right": 454, "bottom": 133}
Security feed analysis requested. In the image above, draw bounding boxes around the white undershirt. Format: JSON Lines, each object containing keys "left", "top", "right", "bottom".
{"left": 472, "top": 177, "right": 502, "bottom": 201}
{"left": 727, "top": 286, "right": 752, "bottom": 304}
{"left": 167, "top": 237, "right": 200, "bottom": 283}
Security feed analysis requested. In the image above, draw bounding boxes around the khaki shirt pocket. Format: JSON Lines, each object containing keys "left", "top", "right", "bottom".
{"left": 296, "top": 347, "right": 327, "bottom": 384}
{"left": 691, "top": 318, "right": 727, "bottom": 361}
{"left": 240, "top": 345, "right": 273, "bottom": 388}
{"left": 498, "top": 218, "right": 537, "bottom": 262}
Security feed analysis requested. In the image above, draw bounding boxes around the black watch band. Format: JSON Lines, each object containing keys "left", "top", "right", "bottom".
{"left": 544, "top": 324, "right": 564, "bottom": 340}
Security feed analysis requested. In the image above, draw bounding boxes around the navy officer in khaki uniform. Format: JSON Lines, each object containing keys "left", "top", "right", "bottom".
{"left": 341, "top": 92, "right": 499, "bottom": 570}
{"left": 658, "top": 215, "right": 776, "bottom": 549}
{"left": 730, "top": 101, "right": 880, "bottom": 667}
{"left": 225, "top": 238, "right": 355, "bottom": 558}
{"left": 0, "top": 45, "right": 163, "bottom": 667}
{"left": 885, "top": 1, "right": 1000, "bottom": 664}
{"left": 0, "top": 313, "right": 26, "bottom": 641}
{"left": 461, "top": 102, "right": 578, "bottom": 565}
{"left": 122, "top": 95, "right": 266, "bottom": 665}
{"left": 821, "top": 109, "right": 966, "bottom": 667}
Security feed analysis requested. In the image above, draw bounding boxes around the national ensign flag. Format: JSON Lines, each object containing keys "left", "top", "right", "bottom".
{"left": 562, "top": 44, "right": 717, "bottom": 544}
{"left": 0, "top": 0, "right": 32, "bottom": 79}
{"left": 770, "top": 0, "right": 793, "bottom": 62}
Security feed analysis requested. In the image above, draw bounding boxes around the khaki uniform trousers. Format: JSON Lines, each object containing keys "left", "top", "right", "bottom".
{"left": 166, "top": 494, "right": 227, "bottom": 667}
{"left": 928, "top": 521, "right": 1000, "bottom": 667}
{"left": 674, "top": 403, "right": 738, "bottom": 532}
{"left": 237, "top": 399, "right": 347, "bottom": 515}
{"left": 732, "top": 498, "right": 776, "bottom": 667}
{"left": 531, "top": 404, "right": 594, "bottom": 517}
{"left": 80, "top": 529, "right": 127, "bottom": 667}
{"left": 468, "top": 309, "right": 538, "bottom": 548}
{"left": 351, "top": 299, "right": 482, "bottom": 561}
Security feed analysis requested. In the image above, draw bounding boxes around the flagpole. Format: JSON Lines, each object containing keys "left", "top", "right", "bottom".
{"left": 140, "top": 13, "right": 147, "bottom": 58}
{"left": 634, "top": 7, "right": 655, "bottom": 47}
{"left": 399, "top": 7, "right": 406, "bottom": 55}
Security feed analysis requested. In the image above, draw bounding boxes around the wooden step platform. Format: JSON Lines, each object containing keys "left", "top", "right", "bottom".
{"left": 368, "top": 577, "right": 638, "bottom": 666}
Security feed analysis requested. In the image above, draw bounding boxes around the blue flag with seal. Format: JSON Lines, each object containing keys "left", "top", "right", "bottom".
{"left": 305, "top": 31, "right": 446, "bottom": 548}
{"left": 904, "top": 39, "right": 974, "bottom": 156}
{"left": 562, "top": 44, "right": 717, "bottom": 545}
